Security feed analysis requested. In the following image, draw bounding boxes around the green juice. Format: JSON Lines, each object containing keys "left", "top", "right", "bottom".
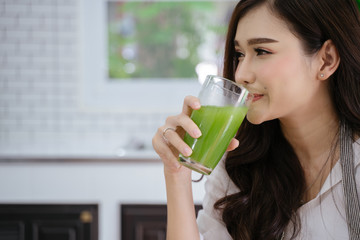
{"left": 180, "top": 105, "right": 248, "bottom": 174}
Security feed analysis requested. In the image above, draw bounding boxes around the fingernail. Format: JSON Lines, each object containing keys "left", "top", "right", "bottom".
{"left": 193, "top": 129, "right": 202, "bottom": 138}
{"left": 184, "top": 147, "right": 192, "bottom": 157}
{"left": 194, "top": 102, "right": 201, "bottom": 109}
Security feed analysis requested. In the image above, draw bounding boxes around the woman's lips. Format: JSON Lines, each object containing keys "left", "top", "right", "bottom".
{"left": 252, "top": 93, "right": 264, "bottom": 102}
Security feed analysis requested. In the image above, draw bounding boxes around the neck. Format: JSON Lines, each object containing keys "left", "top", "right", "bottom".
{"left": 280, "top": 97, "right": 339, "bottom": 168}
{"left": 279, "top": 96, "right": 340, "bottom": 203}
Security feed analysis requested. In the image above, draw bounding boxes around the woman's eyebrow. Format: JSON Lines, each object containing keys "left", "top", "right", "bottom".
{"left": 234, "top": 38, "right": 278, "bottom": 47}
{"left": 248, "top": 38, "right": 278, "bottom": 45}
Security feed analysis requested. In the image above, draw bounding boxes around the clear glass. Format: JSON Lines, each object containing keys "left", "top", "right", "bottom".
{"left": 179, "top": 75, "right": 252, "bottom": 175}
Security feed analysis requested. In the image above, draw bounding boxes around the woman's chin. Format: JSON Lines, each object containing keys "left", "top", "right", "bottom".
{"left": 246, "top": 112, "right": 268, "bottom": 125}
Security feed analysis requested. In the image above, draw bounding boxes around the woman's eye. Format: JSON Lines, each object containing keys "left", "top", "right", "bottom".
{"left": 254, "top": 48, "right": 271, "bottom": 56}
{"left": 234, "top": 51, "right": 244, "bottom": 60}
{"left": 233, "top": 52, "right": 244, "bottom": 67}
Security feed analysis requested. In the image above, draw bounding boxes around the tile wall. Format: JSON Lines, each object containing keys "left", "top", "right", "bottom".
{"left": 0, "top": 0, "right": 168, "bottom": 158}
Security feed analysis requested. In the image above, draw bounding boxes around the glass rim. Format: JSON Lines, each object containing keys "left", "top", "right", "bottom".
{"left": 206, "top": 75, "right": 246, "bottom": 88}
{"left": 205, "top": 75, "right": 249, "bottom": 94}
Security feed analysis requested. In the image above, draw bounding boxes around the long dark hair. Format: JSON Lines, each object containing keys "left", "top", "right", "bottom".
{"left": 214, "top": 0, "right": 360, "bottom": 239}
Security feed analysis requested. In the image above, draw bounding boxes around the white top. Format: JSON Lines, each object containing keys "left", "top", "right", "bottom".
{"left": 197, "top": 139, "right": 360, "bottom": 240}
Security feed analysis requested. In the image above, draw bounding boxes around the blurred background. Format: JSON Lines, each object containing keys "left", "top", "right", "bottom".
{"left": 0, "top": 0, "right": 236, "bottom": 239}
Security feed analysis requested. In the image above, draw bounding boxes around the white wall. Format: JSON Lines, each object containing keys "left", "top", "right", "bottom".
{"left": 0, "top": 0, "right": 168, "bottom": 158}
{"left": 0, "top": 1, "right": 207, "bottom": 239}
{"left": 0, "top": 161, "right": 206, "bottom": 240}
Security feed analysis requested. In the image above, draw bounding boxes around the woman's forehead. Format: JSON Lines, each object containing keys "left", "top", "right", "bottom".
{"left": 234, "top": 5, "right": 293, "bottom": 46}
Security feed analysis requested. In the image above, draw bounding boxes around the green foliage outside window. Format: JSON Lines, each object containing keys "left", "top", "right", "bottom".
{"left": 108, "top": 1, "right": 234, "bottom": 80}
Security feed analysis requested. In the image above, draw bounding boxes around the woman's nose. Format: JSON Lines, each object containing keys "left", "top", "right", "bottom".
{"left": 234, "top": 61, "right": 255, "bottom": 85}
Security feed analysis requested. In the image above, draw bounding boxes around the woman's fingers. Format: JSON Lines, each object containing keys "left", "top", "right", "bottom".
{"left": 165, "top": 113, "right": 201, "bottom": 139}
{"left": 152, "top": 129, "right": 182, "bottom": 171}
{"left": 182, "top": 95, "right": 201, "bottom": 115}
{"left": 164, "top": 95, "right": 201, "bottom": 140}
{"left": 162, "top": 126, "right": 193, "bottom": 157}
{"left": 152, "top": 95, "right": 202, "bottom": 173}
{"left": 226, "top": 138, "right": 239, "bottom": 151}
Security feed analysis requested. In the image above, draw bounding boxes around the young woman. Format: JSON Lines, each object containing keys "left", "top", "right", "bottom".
{"left": 152, "top": 0, "right": 360, "bottom": 239}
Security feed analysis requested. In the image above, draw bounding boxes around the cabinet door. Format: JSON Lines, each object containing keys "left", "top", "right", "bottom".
{"left": 32, "top": 220, "right": 81, "bottom": 240}
{"left": 0, "top": 221, "right": 25, "bottom": 240}
{"left": 121, "top": 204, "right": 202, "bottom": 240}
{"left": 0, "top": 204, "right": 98, "bottom": 240}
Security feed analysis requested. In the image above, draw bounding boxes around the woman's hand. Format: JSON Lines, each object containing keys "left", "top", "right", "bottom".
{"left": 152, "top": 95, "right": 240, "bottom": 175}
{"left": 152, "top": 96, "right": 201, "bottom": 175}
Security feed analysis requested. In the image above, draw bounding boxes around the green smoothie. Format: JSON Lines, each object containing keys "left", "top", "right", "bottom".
{"left": 180, "top": 105, "right": 248, "bottom": 174}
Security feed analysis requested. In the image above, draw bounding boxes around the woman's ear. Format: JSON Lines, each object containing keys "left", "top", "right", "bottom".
{"left": 317, "top": 40, "right": 340, "bottom": 80}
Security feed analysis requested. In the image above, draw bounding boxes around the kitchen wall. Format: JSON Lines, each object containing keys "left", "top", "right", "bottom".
{"left": 0, "top": 1, "right": 206, "bottom": 239}
{"left": 0, "top": 0, "right": 167, "bottom": 158}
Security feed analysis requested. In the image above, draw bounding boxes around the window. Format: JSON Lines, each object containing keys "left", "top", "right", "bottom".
{"left": 80, "top": 0, "right": 237, "bottom": 113}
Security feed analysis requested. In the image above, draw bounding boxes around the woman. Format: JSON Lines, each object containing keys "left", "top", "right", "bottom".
{"left": 152, "top": 0, "right": 360, "bottom": 239}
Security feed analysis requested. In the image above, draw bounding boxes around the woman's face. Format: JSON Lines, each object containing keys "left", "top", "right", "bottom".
{"left": 234, "top": 4, "right": 323, "bottom": 125}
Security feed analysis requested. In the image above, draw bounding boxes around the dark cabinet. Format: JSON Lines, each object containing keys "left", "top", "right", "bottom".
{"left": 0, "top": 204, "right": 98, "bottom": 240}
{"left": 121, "top": 204, "right": 202, "bottom": 240}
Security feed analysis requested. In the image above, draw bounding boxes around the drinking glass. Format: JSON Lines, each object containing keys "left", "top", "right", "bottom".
{"left": 179, "top": 75, "right": 252, "bottom": 175}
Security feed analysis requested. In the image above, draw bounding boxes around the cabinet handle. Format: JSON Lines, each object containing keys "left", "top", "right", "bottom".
{"left": 80, "top": 211, "right": 93, "bottom": 223}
